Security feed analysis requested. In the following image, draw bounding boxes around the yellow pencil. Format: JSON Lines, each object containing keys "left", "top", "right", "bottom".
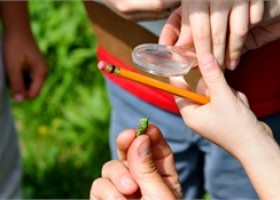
{"left": 98, "top": 61, "right": 210, "bottom": 105}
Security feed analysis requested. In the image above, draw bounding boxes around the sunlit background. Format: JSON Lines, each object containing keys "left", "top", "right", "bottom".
{"left": 11, "top": 1, "right": 111, "bottom": 198}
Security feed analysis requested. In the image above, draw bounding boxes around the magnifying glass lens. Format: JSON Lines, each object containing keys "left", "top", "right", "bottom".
{"left": 132, "top": 43, "right": 197, "bottom": 77}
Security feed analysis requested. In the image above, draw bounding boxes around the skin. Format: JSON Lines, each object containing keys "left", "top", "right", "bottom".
{"left": 88, "top": 1, "right": 280, "bottom": 198}
{"left": 91, "top": 125, "right": 182, "bottom": 200}
{"left": 90, "top": 54, "right": 280, "bottom": 200}
{"left": 98, "top": 0, "right": 180, "bottom": 22}
{"left": 171, "top": 54, "right": 280, "bottom": 199}
{"left": 159, "top": 1, "right": 280, "bottom": 97}
{"left": 159, "top": 0, "right": 280, "bottom": 70}
{"left": 0, "top": 1, "right": 47, "bottom": 102}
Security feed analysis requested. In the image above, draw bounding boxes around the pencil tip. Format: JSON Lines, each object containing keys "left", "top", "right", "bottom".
{"left": 98, "top": 61, "right": 108, "bottom": 71}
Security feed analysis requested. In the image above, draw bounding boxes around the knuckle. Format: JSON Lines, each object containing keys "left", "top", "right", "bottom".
{"left": 231, "top": 28, "right": 248, "bottom": 40}
{"left": 101, "top": 160, "right": 119, "bottom": 176}
{"left": 194, "top": 28, "right": 211, "bottom": 42}
{"left": 211, "top": 32, "right": 226, "bottom": 46}
{"left": 91, "top": 177, "right": 103, "bottom": 188}
{"left": 101, "top": 161, "right": 113, "bottom": 175}
{"left": 205, "top": 70, "right": 224, "bottom": 85}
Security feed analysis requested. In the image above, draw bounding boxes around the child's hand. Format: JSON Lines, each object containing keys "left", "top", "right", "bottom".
{"left": 3, "top": 33, "right": 47, "bottom": 102}
{"left": 170, "top": 54, "right": 272, "bottom": 157}
{"left": 90, "top": 125, "right": 182, "bottom": 199}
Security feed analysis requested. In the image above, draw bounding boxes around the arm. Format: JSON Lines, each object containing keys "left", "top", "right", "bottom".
{"left": 0, "top": 1, "right": 47, "bottom": 101}
{"left": 170, "top": 53, "right": 280, "bottom": 199}
{"left": 84, "top": 0, "right": 180, "bottom": 22}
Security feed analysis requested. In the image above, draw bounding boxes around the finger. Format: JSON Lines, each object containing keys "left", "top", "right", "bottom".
{"left": 226, "top": 0, "right": 249, "bottom": 70}
{"left": 127, "top": 135, "right": 178, "bottom": 199}
{"left": 244, "top": 22, "right": 280, "bottom": 51}
{"left": 210, "top": 1, "right": 231, "bottom": 67}
{"left": 116, "top": 129, "right": 137, "bottom": 161}
{"left": 102, "top": 160, "right": 138, "bottom": 195}
{"left": 159, "top": 7, "right": 181, "bottom": 45}
{"left": 27, "top": 65, "right": 47, "bottom": 98}
{"left": 169, "top": 76, "right": 199, "bottom": 120}
{"left": 145, "top": 125, "right": 175, "bottom": 163}
{"left": 175, "top": 3, "right": 193, "bottom": 46}
{"left": 196, "top": 78, "right": 209, "bottom": 96}
{"left": 198, "top": 54, "right": 231, "bottom": 99}
{"left": 249, "top": 0, "right": 264, "bottom": 26}
{"left": 188, "top": 0, "right": 211, "bottom": 61}
{"left": 146, "top": 125, "right": 182, "bottom": 198}
{"left": 169, "top": 76, "right": 198, "bottom": 113}
{"left": 90, "top": 177, "right": 125, "bottom": 200}
{"left": 236, "top": 91, "right": 249, "bottom": 106}
{"left": 7, "top": 63, "right": 26, "bottom": 102}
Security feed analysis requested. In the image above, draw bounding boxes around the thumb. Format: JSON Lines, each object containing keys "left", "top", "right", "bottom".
{"left": 198, "top": 54, "right": 231, "bottom": 99}
{"left": 127, "top": 136, "right": 176, "bottom": 199}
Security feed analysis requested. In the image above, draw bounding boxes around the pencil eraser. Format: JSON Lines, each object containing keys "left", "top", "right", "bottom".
{"left": 98, "top": 61, "right": 108, "bottom": 71}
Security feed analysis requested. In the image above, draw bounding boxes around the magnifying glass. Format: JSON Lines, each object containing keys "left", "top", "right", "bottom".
{"left": 132, "top": 43, "right": 197, "bottom": 77}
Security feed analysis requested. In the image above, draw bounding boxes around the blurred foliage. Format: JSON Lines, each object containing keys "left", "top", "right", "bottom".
{"left": 11, "top": 1, "right": 111, "bottom": 198}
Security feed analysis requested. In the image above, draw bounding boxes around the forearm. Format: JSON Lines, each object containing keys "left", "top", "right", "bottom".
{"left": 0, "top": 1, "right": 32, "bottom": 37}
{"left": 237, "top": 132, "right": 280, "bottom": 199}
{"left": 83, "top": 0, "right": 179, "bottom": 22}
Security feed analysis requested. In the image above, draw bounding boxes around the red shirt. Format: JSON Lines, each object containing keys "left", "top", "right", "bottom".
{"left": 225, "top": 39, "right": 280, "bottom": 117}
{"left": 98, "top": 39, "right": 280, "bottom": 117}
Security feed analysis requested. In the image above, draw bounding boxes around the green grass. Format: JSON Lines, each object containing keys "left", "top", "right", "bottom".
{"left": 11, "top": 1, "right": 111, "bottom": 198}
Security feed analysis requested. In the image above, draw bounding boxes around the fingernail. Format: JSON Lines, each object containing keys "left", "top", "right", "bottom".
{"left": 199, "top": 54, "right": 215, "bottom": 68}
{"left": 138, "top": 140, "right": 151, "bottom": 158}
{"left": 14, "top": 94, "right": 24, "bottom": 102}
{"left": 119, "top": 175, "right": 135, "bottom": 188}
{"left": 227, "top": 60, "right": 238, "bottom": 70}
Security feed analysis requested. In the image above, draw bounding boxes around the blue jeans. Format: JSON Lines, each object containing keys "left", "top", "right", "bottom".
{"left": 0, "top": 43, "right": 21, "bottom": 199}
{"left": 105, "top": 78, "right": 280, "bottom": 199}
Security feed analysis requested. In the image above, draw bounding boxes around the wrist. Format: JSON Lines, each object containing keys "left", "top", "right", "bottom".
{"left": 234, "top": 125, "right": 280, "bottom": 199}
{"left": 233, "top": 123, "right": 277, "bottom": 165}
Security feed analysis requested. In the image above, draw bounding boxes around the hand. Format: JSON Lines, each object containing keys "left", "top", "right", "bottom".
{"left": 90, "top": 125, "right": 182, "bottom": 199}
{"left": 170, "top": 53, "right": 272, "bottom": 157}
{"left": 243, "top": 0, "right": 280, "bottom": 52}
{"left": 100, "top": 0, "right": 180, "bottom": 21}
{"left": 170, "top": 54, "right": 280, "bottom": 200}
{"left": 3, "top": 32, "right": 47, "bottom": 102}
{"left": 160, "top": 0, "right": 265, "bottom": 69}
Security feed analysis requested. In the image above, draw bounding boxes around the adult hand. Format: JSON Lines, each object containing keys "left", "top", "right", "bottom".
{"left": 170, "top": 53, "right": 272, "bottom": 157}
{"left": 243, "top": 0, "right": 280, "bottom": 51}
{"left": 160, "top": 0, "right": 265, "bottom": 70}
{"left": 100, "top": 0, "right": 180, "bottom": 21}
{"left": 3, "top": 33, "right": 47, "bottom": 102}
{"left": 90, "top": 125, "right": 182, "bottom": 199}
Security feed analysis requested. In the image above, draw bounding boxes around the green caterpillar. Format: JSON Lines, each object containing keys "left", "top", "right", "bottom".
{"left": 136, "top": 117, "right": 149, "bottom": 136}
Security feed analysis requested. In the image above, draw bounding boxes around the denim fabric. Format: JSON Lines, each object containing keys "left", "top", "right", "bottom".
{"left": 0, "top": 44, "right": 21, "bottom": 199}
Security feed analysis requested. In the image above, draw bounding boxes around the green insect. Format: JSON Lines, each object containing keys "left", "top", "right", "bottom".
{"left": 136, "top": 117, "right": 149, "bottom": 136}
